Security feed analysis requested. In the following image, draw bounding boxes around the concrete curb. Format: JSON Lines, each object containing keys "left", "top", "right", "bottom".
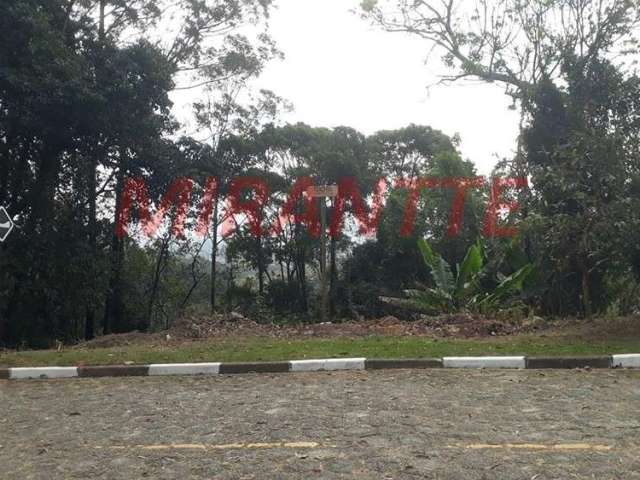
{"left": 2, "top": 355, "right": 639, "bottom": 380}
{"left": 290, "top": 358, "right": 366, "bottom": 372}
{"left": 443, "top": 356, "right": 526, "bottom": 369}
{"left": 78, "top": 365, "right": 149, "bottom": 377}
{"left": 10, "top": 367, "right": 78, "bottom": 380}
{"left": 149, "top": 363, "right": 220, "bottom": 376}
{"left": 365, "top": 359, "right": 442, "bottom": 370}
{"left": 525, "top": 356, "right": 612, "bottom": 369}
{"left": 612, "top": 354, "right": 640, "bottom": 368}
{"left": 220, "top": 362, "right": 289, "bottom": 374}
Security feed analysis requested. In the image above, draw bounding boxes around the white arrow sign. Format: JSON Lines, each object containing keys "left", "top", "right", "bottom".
{"left": 0, "top": 207, "right": 14, "bottom": 242}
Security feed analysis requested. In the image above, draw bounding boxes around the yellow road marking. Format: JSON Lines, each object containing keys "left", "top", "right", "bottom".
{"left": 449, "top": 443, "right": 613, "bottom": 452}
{"left": 102, "top": 441, "right": 323, "bottom": 452}
{"left": 284, "top": 442, "right": 321, "bottom": 449}
{"left": 87, "top": 441, "right": 621, "bottom": 454}
{"left": 208, "top": 443, "right": 245, "bottom": 450}
{"left": 245, "top": 443, "right": 283, "bottom": 449}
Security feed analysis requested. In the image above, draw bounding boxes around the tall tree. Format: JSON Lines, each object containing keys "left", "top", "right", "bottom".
{"left": 361, "top": 0, "right": 640, "bottom": 98}
{"left": 362, "top": 0, "right": 640, "bottom": 316}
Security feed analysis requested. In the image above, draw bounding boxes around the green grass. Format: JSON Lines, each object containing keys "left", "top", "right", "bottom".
{"left": 2, "top": 335, "right": 640, "bottom": 367}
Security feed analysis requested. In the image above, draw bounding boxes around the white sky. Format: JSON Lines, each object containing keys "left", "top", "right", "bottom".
{"left": 173, "top": 0, "right": 522, "bottom": 175}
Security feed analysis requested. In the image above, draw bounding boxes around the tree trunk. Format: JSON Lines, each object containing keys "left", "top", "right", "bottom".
{"left": 0, "top": 141, "right": 10, "bottom": 207}
{"left": 329, "top": 236, "right": 337, "bottom": 318}
{"left": 29, "top": 143, "right": 62, "bottom": 232}
{"left": 104, "top": 155, "right": 126, "bottom": 334}
{"left": 225, "top": 260, "right": 235, "bottom": 312}
{"left": 344, "top": 256, "right": 362, "bottom": 321}
{"left": 257, "top": 234, "right": 265, "bottom": 295}
{"left": 85, "top": 0, "right": 105, "bottom": 340}
{"left": 146, "top": 233, "right": 170, "bottom": 331}
{"left": 293, "top": 220, "right": 308, "bottom": 313}
{"left": 580, "top": 261, "right": 592, "bottom": 318}
{"left": 84, "top": 155, "right": 97, "bottom": 340}
{"left": 180, "top": 240, "right": 207, "bottom": 310}
{"left": 210, "top": 197, "right": 219, "bottom": 313}
{"left": 298, "top": 251, "right": 308, "bottom": 313}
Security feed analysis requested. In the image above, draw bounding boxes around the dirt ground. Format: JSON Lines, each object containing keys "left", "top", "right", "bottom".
{"left": 77, "top": 313, "right": 640, "bottom": 350}
{"left": 2, "top": 369, "right": 640, "bottom": 479}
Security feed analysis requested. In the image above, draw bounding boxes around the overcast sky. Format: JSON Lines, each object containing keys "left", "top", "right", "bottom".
{"left": 174, "top": 0, "right": 522, "bottom": 175}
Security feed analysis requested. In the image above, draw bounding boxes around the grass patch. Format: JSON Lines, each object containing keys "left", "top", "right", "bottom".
{"left": 2, "top": 334, "right": 640, "bottom": 367}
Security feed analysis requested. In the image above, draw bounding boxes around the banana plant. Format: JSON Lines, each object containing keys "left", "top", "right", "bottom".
{"left": 380, "top": 238, "right": 534, "bottom": 313}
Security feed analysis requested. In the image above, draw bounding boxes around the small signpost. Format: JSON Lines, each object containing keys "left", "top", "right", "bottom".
{"left": 307, "top": 185, "right": 338, "bottom": 323}
{"left": 307, "top": 185, "right": 339, "bottom": 198}
{"left": 0, "top": 207, "right": 14, "bottom": 243}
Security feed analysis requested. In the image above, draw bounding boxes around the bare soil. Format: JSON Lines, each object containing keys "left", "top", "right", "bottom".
{"left": 75, "top": 313, "right": 640, "bottom": 350}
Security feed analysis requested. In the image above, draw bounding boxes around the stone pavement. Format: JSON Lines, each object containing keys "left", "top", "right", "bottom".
{"left": 2, "top": 369, "right": 640, "bottom": 479}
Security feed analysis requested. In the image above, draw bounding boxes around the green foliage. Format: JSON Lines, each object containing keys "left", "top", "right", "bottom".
{"left": 455, "top": 241, "right": 483, "bottom": 298}
{"left": 265, "top": 280, "right": 302, "bottom": 313}
{"left": 5, "top": 333, "right": 640, "bottom": 367}
{"left": 7, "top": 0, "right": 640, "bottom": 349}
{"left": 382, "top": 239, "right": 534, "bottom": 314}
{"left": 360, "top": 0, "right": 378, "bottom": 13}
{"left": 0, "top": 0, "right": 277, "bottom": 346}
{"left": 480, "top": 264, "right": 535, "bottom": 310}
{"left": 520, "top": 57, "right": 640, "bottom": 316}
{"left": 364, "top": 0, "right": 640, "bottom": 319}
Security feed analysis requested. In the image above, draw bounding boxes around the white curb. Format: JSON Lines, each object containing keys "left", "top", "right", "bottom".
{"left": 290, "top": 358, "right": 366, "bottom": 372}
{"left": 612, "top": 354, "right": 640, "bottom": 368}
{"left": 148, "top": 363, "right": 221, "bottom": 376}
{"left": 10, "top": 367, "right": 79, "bottom": 380}
{"left": 443, "top": 356, "right": 526, "bottom": 369}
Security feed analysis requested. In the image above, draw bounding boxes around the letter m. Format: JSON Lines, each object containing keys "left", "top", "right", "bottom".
{"left": 116, "top": 177, "right": 194, "bottom": 239}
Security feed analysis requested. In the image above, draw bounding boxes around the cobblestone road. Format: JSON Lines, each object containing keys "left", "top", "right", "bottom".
{"left": 2, "top": 369, "right": 640, "bottom": 479}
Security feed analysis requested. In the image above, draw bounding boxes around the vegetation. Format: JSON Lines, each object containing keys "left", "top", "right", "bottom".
{"left": 2, "top": 334, "right": 640, "bottom": 367}
{"left": 362, "top": 0, "right": 640, "bottom": 318}
{"left": 2, "top": 0, "right": 640, "bottom": 349}
{"left": 381, "top": 239, "right": 534, "bottom": 314}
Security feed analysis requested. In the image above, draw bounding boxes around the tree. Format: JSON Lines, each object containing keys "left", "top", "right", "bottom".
{"left": 0, "top": 0, "right": 107, "bottom": 345}
{"left": 357, "top": 127, "right": 481, "bottom": 289}
{"left": 192, "top": 86, "right": 288, "bottom": 312}
{"left": 0, "top": 0, "right": 281, "bottom": 345}
{"left": 523, "top": 58, "right": 640, "bottom": 316}
{"left": 254, "top": 124, "right": 376, "bottom": 318}
{"left": 361, "top": 0, "right": 640, "bottom": 99}
{"left": 99, "top": 0, "right": 280, "bottom": 329}
{"left": 362, "top": 0, "right": 640, "bottom": 317}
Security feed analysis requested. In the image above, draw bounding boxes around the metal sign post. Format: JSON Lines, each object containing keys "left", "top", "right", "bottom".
{"left": 307, "top": 185, "right": 338, "bottom": 322}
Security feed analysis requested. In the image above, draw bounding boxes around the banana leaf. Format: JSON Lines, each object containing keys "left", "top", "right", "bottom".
{"left": 418, "top": 238, "right": 454, "bottom": 295}
{"left": 455, "top": 241, "right": 483, "bottom": 298}
{"left": 480, "top": 264, "right": 534, "bottom": 307}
